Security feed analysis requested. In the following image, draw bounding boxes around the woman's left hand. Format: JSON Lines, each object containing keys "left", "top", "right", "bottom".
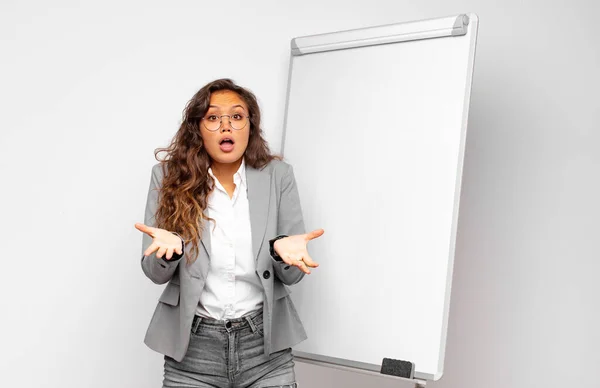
{"left": 273, "top": 229, "right": 324, "bottom": 274}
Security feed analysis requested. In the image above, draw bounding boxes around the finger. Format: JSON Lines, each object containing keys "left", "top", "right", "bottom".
{"left": 165, "top": 247, "right": 175, "bottom": 260}
{"left": 135, "top": 223, "right": 155, "bottom": 237}
{"left": 301, "top": 253, "right": 319, "bottom": 268}
{"left": 289, "top": 254, "right": 310, "bottom": 274}
{"left": 305, "top": 228, "right": 324, "bottom": 241}
{"left": 143, "top": 242, "right": 159, "bottom": 257}
{"left": 296, "top": 259, "right": 311, "bottom": 274}
{"left": 156, "top": 246, "right": 167, "bottom": 259}
{"left": 172, "top": 235, "right": 184, "bottom": 255}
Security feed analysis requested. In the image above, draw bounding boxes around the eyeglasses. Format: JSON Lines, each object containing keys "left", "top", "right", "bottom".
{"left": 200, "top": 113, "right": 250, "bottom": 132}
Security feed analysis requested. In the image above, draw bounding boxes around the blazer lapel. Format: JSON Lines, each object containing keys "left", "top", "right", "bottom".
{"left": 246, "top": 165, "right": 271, "bottom": 263}
{"left": 200, "top": 216, "right": 211, "bottom": 260}
{"left": 187, "top": 219, "right": 211, "bottom": 279}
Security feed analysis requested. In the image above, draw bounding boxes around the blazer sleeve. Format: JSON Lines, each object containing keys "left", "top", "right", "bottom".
{"left": 140, "top": 164, "right": 184, "bottom": 285}
{"left": 271, "top": 164, "right": 307, "bottom": 285}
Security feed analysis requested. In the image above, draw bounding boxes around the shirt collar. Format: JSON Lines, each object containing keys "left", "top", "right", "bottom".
{"left": 234, "top": 158, "right": 247, "bottom": 187}
{"left": 208, "top": 158, "right": 247, "bottom": 187}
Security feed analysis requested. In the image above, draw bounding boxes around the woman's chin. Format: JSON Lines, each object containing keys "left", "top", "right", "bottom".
{"left": 209, "top": 152, "right": 245, "bottom": 166}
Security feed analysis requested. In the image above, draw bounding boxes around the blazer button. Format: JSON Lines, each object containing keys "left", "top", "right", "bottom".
{"left": 263, "top": 270, "right": 271, "bottom": 279}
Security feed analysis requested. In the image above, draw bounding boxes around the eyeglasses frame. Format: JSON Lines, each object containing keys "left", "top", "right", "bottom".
{"left": 199, "top": 113, "right": 251, "bottom": 132}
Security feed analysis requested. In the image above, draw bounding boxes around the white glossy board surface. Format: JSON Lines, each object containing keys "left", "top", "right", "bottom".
{"left": 282, "top": 14, "right": 478, "bottom": 380}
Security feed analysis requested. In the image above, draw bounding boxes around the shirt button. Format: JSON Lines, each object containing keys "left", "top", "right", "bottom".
{"left": 263, "top": 270, "right": 271, "bottom": 279}
{"left": 225, "top": 321, "right": 232, "bottom": 329}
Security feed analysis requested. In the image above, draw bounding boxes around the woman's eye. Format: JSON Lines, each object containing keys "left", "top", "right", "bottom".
{"left": 207, "top": 115, "right": 218, "bottom": 121}
{"left": 232, "top": 114, "right": 242, "bottom": 120}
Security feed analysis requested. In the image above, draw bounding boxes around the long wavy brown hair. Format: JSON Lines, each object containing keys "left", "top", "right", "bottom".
{"left": 154, "top": 78, "right": 280, "bottom": 264}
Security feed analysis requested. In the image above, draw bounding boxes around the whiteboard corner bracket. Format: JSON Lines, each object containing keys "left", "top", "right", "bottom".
{"left": 291, "top": 38, "right": 302, "bottom": 56}
{"left": 451, "top": 14, "right": 470, "bottom": 36}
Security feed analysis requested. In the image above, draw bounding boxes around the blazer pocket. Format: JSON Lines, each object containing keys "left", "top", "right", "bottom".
{"left": 158, "top": 282, "right": 180, "bottom": 306}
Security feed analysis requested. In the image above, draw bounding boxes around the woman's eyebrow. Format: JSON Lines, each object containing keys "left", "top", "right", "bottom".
{"left": 208, "top": 104, "right": 245, "bottom": 110}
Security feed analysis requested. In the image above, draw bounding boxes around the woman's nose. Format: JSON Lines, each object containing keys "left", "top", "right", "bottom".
{"left": 220, "top": 116, "right": 232, "bottom": 131}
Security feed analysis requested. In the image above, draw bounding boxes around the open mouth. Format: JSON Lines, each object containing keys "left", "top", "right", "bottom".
{"left": 219, "top": 137, "right": 235, "bottom": 152}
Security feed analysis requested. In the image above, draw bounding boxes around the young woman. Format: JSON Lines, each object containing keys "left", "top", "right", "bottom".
{"left": 134, "top": 78, "right": 324, "bottom": 388}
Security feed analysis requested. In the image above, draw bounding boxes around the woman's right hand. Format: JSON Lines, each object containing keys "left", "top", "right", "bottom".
{"left": 135, "top": 223, "right": 183, "bottom": 260}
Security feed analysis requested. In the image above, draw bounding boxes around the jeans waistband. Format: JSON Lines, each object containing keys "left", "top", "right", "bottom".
{"left": 191, "top": 308, "right": 262, "bottom": 334}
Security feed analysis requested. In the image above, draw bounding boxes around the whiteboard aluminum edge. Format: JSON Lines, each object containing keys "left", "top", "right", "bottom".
{"left": 280, "top": 51, "right": 295, "bottom": 156}
{"left": 293, "top": 350, "right": 427, "bottom": 386}
{"left": 291, "top": 13, "right": 470, "bottom": 56}
{"left": 281, "top": 12, "right": 480, "bottom": 383}
{"left": 433, "top": 11, "right": 479, "bottom": 381}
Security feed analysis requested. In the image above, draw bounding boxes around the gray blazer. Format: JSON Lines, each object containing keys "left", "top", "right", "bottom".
{"left": 141, "top": 159, "right": 308, "bottom": 362}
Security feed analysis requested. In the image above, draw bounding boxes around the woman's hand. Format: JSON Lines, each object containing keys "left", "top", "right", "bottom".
{"left": 135, "top": 223, "right": 183, "bottom": 260}
{"left": 274, "top": 229, "right": 324, "bottom": 274}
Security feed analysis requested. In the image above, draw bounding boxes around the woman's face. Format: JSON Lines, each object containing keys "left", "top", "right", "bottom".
{"left": 200, "top": 90, "right": 251, "bottom": 166}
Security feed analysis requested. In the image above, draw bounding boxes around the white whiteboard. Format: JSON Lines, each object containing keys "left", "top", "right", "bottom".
{"left": 282, "top": 14, "right": 478, "bottom": 381}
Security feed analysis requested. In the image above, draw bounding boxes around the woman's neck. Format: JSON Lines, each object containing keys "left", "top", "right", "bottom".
{"left": 210, "top": 158, "right": 243, "bottom": 185}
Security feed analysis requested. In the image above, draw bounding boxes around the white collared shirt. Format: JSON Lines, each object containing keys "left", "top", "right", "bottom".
{"left": 196, "top": 159, "right": 264, "bottom": 319}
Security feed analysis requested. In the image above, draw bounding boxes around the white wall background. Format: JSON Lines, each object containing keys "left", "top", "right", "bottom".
{"left": 1, "top": 1, "right": 598, "bottom": 388}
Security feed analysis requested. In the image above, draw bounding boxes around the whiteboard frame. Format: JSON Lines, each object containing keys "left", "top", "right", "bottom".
{"left": 281, "top": 13, "right": 479, "bottom": 383}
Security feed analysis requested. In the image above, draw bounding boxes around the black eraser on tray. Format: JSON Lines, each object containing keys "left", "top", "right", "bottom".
{"left": 380, "top": 358, "right": 414, "bottom": 379}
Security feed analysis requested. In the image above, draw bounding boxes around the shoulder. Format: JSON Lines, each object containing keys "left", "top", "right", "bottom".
{"left": 151, "top": 162, "right": 162, "bottom": 173}
{"left": 260, "top": 158, "right": 294, "bottom": 181}
{"left": 150, "top": 162, "right": 165, "bottom": 179}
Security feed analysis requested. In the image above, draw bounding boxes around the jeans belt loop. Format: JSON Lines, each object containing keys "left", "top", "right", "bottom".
{"left": 245, "top": 315, "right": 258, "bottom": 334}
{"left": 192, "top": 315, "right": 202, "bottom": 334}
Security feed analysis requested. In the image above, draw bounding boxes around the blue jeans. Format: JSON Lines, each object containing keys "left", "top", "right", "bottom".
{"left": 163, "top": 309, "right": 297, "bottom": 388}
